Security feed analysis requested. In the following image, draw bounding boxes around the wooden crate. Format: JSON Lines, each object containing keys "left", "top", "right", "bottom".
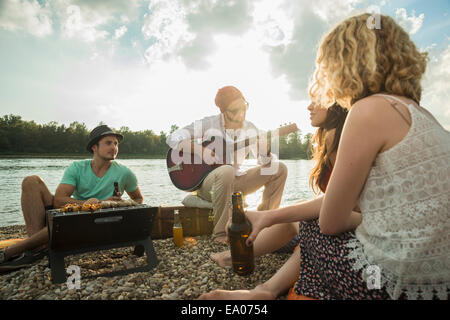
{"left": 150, "top": 205, "right": 214, "bottom": 240}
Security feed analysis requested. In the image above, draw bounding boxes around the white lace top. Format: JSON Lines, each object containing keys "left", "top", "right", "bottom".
{"left": 346, "top": 94, "right": 450, "bottom": 300}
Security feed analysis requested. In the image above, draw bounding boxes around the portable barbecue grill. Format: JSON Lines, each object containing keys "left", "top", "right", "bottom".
{"left": 46, "top": 204, "right": 158, "bottom": 284}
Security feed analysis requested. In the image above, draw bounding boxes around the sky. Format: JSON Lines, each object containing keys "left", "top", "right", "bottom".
{"left": 0, "top": 0, "right": 449, "bottom": 136}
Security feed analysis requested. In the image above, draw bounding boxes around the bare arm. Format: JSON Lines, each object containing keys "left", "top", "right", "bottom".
{"left": 126, "top": 187, "right": 144, "bottom": 204}
{"left": 265, "top": 195, "right": 324, "bottom": 224}
{"left": 245, "top": 124, "right": 365, "bottom": 244}
{"left": 53, "top": 184, "right": 87, "bottom": 208}
{"left": 319, "top": 99, "right": 387, "bottom": 235}
{"left": 242, "top": 196, "right": 321, "bottom": 245}
{"left": 54, "top": 183, "right": 122, "bottom": 208}
{"left": 245, "top": 195, "right": 361, "bottom": 245}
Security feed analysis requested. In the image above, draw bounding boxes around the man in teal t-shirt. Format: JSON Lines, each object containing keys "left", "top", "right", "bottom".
{"left": 59, "top": 160, "right": 138, "bottom": 201}
{"left": 0, "top": 125, "right": 143, "bottom": 272}
{"left": 53, "top": 125, "right": 143, "bottom": 206}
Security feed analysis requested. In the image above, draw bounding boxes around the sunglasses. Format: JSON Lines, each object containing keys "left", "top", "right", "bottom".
{"left": 226, "top": 101, "right": 249, "bottom": 116}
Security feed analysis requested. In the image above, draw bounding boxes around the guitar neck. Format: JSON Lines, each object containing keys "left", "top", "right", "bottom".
{"left": 231, "top": 123, "right": 299, "bottom": 152}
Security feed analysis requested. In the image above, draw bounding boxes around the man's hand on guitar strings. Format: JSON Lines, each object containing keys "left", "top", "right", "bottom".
{"left": 203, "top": 147, "right": 220, "bottom": 165}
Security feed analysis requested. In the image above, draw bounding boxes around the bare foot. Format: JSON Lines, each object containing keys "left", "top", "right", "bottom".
{"left": 210, "top": 251, "right": 232, "bottom": 267}
{"left": 198, "top": 285, "right": 276, "bottom": 300}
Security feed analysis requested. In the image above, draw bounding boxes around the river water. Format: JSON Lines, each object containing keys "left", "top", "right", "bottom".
{"left": 0, "top": 158, "right": 315, "bottom": 226}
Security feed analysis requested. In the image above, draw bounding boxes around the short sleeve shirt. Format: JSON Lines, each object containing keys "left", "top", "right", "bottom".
{"left": 60, "top": 160, "right": 138, "bottom": 201}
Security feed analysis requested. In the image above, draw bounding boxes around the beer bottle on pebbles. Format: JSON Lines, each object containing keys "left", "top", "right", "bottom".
{"left": 229, "top": 191, "right": 254, "bottom": 276}
{"left": 173, "top": 209, "right": 184, "bottom": 247}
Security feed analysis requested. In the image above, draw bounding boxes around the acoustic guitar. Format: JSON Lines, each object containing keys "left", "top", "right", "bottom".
{"left": 166, "top": 123, "right": 298, "bottom": 191}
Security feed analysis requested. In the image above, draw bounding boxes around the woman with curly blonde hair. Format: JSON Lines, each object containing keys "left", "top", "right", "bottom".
{"left": 202, "top": 13, "right": 449, "bottom": 300}
{"left": 306, "top": 12, "right": 450, "bottom": 300}
{"left": 291, "top": 12, "right": 449, "bottom": 300}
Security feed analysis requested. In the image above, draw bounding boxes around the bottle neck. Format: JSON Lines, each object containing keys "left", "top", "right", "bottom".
{"left": 232, "top": 192, "right": 246, "bottom": 223}
{"left": 232, "top": 204, "right": 245, "bottom": 223}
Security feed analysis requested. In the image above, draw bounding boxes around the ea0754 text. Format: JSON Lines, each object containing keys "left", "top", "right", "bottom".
{"left": 225, "top": 304, "right": 268, "bottom": 315}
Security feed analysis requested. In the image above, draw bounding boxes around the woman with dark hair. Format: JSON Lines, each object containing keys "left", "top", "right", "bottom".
{"left": 309, "top": 102, "right": 348, "bottom": 194}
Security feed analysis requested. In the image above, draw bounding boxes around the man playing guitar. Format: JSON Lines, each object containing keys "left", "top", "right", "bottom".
{"left": 166, "top": 86, "right": 289, "bottom": 243}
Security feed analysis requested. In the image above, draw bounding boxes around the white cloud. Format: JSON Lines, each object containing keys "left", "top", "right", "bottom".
{"left": 138, "top": 0, "right": 363, "bottom": 96}
{"left": 0, "top": 0, "right": 53, "bottom": 37}
{"left": 252, "top": 0, "right": 294, "bottom": 47}
{"left": 0, "top": 0, "right": 447, "bottom": 135}
{"left": 311, "top": 0, "right": 362, "bottom": 24}
{"left": 141, "top": 0, "right": 255, "bottom": 69}
{"left": 139, "top": 0, "right": 362, "bottom": 99}
{"left": 395, "top": 8, "right": 424, "bottom": 35}
{"left": 48, "top": 28, "right": 311, "bottom": 134}
{"left": 177, "top": 0, "right": 254, "bottom": 69}
{"left": 114, "top": 25, "right": 127, "bottom": 39}
{"left": 181, "top": 0, "right": 253, "bottom": 35}
{"left": 53, "top": 0, "right": 142, "bottom": 43}
{"left": 422, "top": 44, "right": 450, "bottom": 130}
{"left": 178, "top": 33, "right": 216, "bottom": 69}
{"left": 261, "top": 0, "right": 363, "bottom": 100}
{"left": 141, "top": 0, "right": 194, "bottom": 65}
{"left": 62, "top": 0, "right": 142, "bottom": 26}
{"left": 62, "top": 4, "right": 109, "bottom": 42}
{"left": 70, "top": 0, "right": 141, "bottom": 16}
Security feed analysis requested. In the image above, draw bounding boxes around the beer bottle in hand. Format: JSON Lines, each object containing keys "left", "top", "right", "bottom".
{"left": 229, "top": 191, "right": 254, "bottom": 276}
{"left": 173, "top": 209, "right": 184, "bottom": 247}
{"left": 113, "top": 182, "right": 119, "bottom": 197}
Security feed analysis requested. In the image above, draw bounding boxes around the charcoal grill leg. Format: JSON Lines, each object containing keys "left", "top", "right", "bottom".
{"left": 49, "top": 251, "right": 66, "bottom": 284}
{"left": 144, "top": 238, "right": 158, "bottom": 268}
{"left": 133, "top": 245, "right": 145, "bottom": 257}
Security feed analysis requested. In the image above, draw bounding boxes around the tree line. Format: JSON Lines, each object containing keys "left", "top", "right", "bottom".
{"left": 0, "top": 115, "right": 312, "bottom": 159}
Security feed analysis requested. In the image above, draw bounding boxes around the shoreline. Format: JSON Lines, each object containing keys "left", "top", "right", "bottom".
{"left": 0, "top": 154, "right": 166, "bottom": 159}
{"left": 0, "top": 225, "right": 291, "bottom": 300}
{"left": 0, "top": 154, "right": 310, "bottom": 160}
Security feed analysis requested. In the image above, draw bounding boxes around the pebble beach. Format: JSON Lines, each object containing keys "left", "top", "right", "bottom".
{"left": 0, "top": 225, "right": 291, "bottom": 300}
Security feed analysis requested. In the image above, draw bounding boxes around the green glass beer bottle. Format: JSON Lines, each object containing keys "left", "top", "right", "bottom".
{"left": 229, "top": 191, "right": 254, "bottom": 276}
{"left": 113, "top": 181, "right": 119, "bottom": 197}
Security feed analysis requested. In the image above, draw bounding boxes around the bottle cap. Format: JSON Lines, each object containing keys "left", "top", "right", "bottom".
{"left": 232, "top": 191, "right": 244, "bottom": 207}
